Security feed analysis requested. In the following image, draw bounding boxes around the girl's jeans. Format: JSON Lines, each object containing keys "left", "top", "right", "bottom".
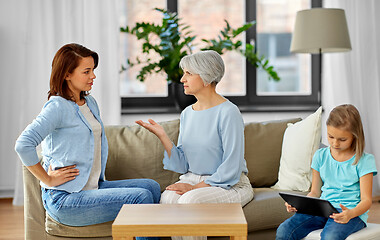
{"left": 42, "top": 178, "right": 161, "bottom": 240}
{"left": 276, "top": 211, "right": 366, "bottom": 240}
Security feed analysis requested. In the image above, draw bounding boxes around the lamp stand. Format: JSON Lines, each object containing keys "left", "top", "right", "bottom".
{"left": 319, "top": 48, "right": 322, "bottom": 106}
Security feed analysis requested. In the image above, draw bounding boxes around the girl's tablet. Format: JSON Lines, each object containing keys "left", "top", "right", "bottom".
{"left": 279, "top": 192, "right": 339, "bottom": 218}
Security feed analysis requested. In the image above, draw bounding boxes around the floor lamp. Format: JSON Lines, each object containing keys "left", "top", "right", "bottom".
{"left": 290, "top": 8, "right": 352, "bottom": 106}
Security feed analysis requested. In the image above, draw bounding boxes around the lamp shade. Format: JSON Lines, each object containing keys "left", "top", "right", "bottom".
{"left": 290, "top": 8, "right": 352, "bottom": 53}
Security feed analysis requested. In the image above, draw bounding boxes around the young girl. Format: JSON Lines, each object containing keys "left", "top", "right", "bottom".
{"left": 276, "top": 104, "right": 377, "bottom": 240}
{"left": 15, "top": 44, "right": 161, "bottom": 232}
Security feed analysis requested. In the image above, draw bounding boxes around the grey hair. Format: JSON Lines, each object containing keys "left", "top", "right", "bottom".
{"left": 179, "top": 50, "right": 225, "bottom": 85}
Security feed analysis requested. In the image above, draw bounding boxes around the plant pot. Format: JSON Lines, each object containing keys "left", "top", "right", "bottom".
{"left": 170, "top": 82, "right": 197, "bottom": 111}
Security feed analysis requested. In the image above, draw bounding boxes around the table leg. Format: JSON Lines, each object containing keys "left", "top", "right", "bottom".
{"left": 230, "top": 236, "right": 247, "bottom": 240}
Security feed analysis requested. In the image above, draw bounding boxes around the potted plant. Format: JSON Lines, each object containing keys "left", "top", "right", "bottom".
{"left": 120, "top": 8, "right": 279, "bottom": 109}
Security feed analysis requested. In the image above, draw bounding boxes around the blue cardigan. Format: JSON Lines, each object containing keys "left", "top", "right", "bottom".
{"left": 15, "top": 95, "right": 108, "bottom": 193}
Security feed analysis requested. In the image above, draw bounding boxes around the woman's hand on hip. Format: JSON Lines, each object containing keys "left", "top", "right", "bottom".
{"left": 47, "top": 164, "right": 79, "bottom": 187}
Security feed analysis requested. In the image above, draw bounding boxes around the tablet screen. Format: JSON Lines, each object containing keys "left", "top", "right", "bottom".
{"left": 279, "top": 192, "right": 339, "bottom": 218}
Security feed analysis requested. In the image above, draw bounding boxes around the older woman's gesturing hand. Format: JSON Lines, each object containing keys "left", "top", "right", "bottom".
{"left": 135, "top": 119, "right": 166, "bottom": 138}
{"left": 136, "top": 119, "right": 174, "bottom": 157}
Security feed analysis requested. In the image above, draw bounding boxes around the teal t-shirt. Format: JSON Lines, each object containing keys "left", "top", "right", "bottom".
{"left": 311, "top": 147, "right": 377, "bottom": 223}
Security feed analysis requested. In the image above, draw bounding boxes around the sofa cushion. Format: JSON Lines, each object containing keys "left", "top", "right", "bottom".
{"left": 244, "top": 118, "right": 301, "bottom": 187}
{"left": 104, "top": 119, "right": 181, "bottom": 192}
{"left": 45, "top": 214, "right": 112, "bottom": 237}
{"left": 244, "top": 188, "right": 307, "bottom": 232}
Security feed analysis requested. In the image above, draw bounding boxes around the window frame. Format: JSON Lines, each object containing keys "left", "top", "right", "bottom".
{"left": 121, "top": 0, "right": 322, "bottom": 114}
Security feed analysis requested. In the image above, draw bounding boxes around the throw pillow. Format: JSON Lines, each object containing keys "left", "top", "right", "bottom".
{"left": 272, "top": 106, "right": 322, "bottom": 192}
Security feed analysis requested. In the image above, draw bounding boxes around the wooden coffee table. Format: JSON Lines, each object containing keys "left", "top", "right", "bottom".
{"left": 112, "top": 203, "right": 247, "bottom": 240}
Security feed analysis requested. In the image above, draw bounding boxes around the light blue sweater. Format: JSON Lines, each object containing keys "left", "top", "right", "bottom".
{"left": 15, "top": 95, "right": 108, "bottom": 193}
{"left": 163, "top": 100, "right": 248, "bottom": 189}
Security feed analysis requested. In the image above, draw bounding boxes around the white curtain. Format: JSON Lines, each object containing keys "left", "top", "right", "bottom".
{"left": 322, "top": 0, "right": 380, "bottom": 196}
{"left": 0, "top": 0, "right": 120, "bottom": 205}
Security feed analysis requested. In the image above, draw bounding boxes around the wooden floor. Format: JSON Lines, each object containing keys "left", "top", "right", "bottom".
{"left": 0, "top": 197, "right": 379, "bottom": 239}
{"left": 0, "top": 199, "right": 24, "bottom": 240}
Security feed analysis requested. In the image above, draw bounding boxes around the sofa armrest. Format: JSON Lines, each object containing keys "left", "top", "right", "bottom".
{"left": 23, "top": 165, "right": 47, "bottom": 240}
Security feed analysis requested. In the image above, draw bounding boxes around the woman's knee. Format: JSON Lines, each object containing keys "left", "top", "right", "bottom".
{"left": 132, "top": 188, "right": 155, "bottom": 204}
{"left": 160, "top": 190, "right": 180, "bottom": 204}
{"left": 177, "top": 190, "right": 207, "bottom": 204}
{"left": 143, "top": 179, "right": 161, "bottom": 203}
{"left": 144, "top": 178, "right": 161, "bottom": 190}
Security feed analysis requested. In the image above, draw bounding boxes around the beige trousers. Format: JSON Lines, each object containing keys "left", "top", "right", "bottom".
{"left": 160, "top": 172, "right": 254, "bottom": 240}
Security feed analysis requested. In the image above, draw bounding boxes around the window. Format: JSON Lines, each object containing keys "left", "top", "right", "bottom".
{"left": 178, "top": 0, "right": 246, "bottom": 97}
{"left": 120, "top": 0, "right": 322, "bottom": 113}
{"left": 119, "top": 0, "right": 167, "bottom": 98}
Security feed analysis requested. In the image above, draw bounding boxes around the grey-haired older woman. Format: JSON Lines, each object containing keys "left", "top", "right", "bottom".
{"left": 136, "top": 50, "right": 254, "bottom": 240}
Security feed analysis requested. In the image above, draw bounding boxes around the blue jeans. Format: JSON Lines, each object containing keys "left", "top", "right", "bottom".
{"left": 276, "top": 211, "right": 366, "bottom": 240}
{"left": 42, "top": 178, "right": 161, "bottom": 240}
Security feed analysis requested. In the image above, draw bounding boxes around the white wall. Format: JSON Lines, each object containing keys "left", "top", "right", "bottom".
{"left": 0, "top": 1, "right": 35, "bottom": 198}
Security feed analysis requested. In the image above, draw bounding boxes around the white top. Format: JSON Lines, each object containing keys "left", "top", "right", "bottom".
{"left": 79, "top": 102, "right": 102, "bottom": 190}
